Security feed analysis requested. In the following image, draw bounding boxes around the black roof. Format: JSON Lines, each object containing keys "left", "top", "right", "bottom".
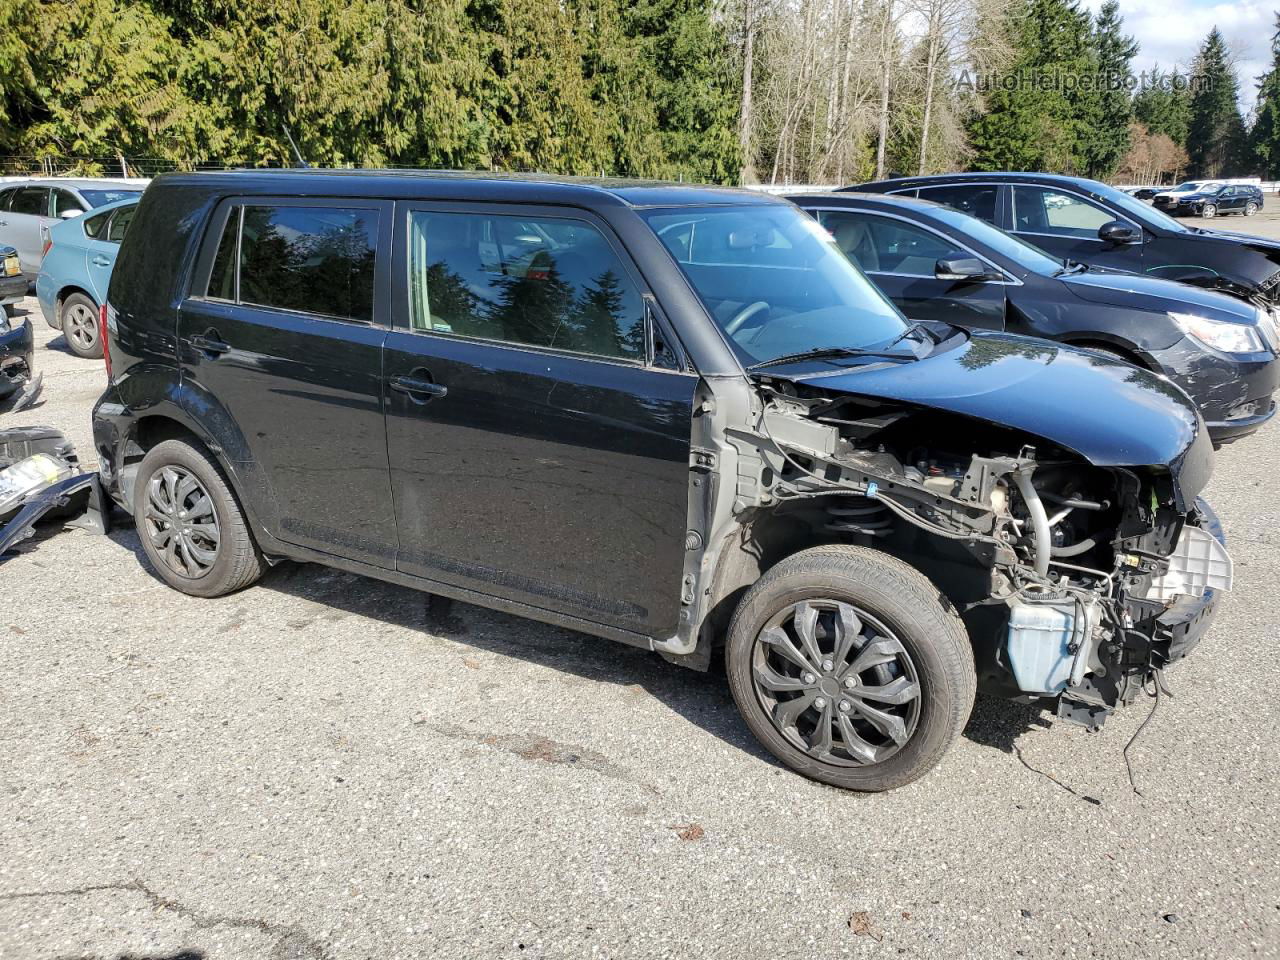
{"left": 150, "top": 168, "right": 781, "bottom": 209}
{"left": 844, "top": 172, "right": 1110, "bottom": 193}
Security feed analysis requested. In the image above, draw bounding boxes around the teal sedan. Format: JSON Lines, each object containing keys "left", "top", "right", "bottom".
{"left": 35, "top": 197, "right": 138, "bottom": 359}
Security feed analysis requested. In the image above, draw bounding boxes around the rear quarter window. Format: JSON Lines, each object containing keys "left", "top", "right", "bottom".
{"left": 83, "top": 209, "right": 111, "bottom": 239}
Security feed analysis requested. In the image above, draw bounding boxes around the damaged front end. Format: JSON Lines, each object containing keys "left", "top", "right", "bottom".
{"left": 667, "top": 333, "right": 1228, "bottom": 730}
{"left": 0, "top": 427, "right": 111, "bottom": 557}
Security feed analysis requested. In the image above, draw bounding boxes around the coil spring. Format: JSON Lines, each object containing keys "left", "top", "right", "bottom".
{"left": 826, "top": 500, "right": 892, "bottom": 537}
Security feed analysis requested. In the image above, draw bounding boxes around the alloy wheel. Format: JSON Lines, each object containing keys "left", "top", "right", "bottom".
{"left": 751, "top": 599, "right": 922, "bottom": 766}
{"left": 142, "top": 464, "right": 220, "bottom": 578}
{"left": 1247, "top": 202, "right": 1259, "bottom": 216}
{"left": 1203, "top": 203, "right": 1217, "bottom": 218}
{"left": 63, "top": 302, "right": 98, "bottom": 352}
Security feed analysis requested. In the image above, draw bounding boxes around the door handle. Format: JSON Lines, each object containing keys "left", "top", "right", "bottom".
{"left": 91, "top": 255, "right": 111, "bottom": 267}
{"left": 390, "top": 375, "right": 447, "bottom": 401}
{"left": 190, "top": 332, "right": 231, "bottom": 357}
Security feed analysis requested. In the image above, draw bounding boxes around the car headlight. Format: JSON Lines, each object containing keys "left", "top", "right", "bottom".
{"left": 1170, "top": 312, "right": 1266, "bottom": 353}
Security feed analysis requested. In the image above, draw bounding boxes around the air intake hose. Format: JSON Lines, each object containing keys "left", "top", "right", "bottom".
{"left": 1012, "top": 468, "right": 1051, "bottom": 578}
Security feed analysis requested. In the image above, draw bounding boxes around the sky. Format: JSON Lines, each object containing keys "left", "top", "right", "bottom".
{"left": 1081, "top": 0, "right": 1275, "bottom": 112}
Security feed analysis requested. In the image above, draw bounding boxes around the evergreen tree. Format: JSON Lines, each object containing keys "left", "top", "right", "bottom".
{"left": 1082, "top": 0, "right": 1137, "bottom": 178}
{"left": 1187, "top": 28, "right": 1247, "bottom": 177}
{"left": 1251, "top": 15, "right": 1280, "bottom": 179}
{"left": 1132, "top": 66, "right": 1193, "bottom": 147}
{"left": 967, "top": 0, "right": 1097, "bottom": 172}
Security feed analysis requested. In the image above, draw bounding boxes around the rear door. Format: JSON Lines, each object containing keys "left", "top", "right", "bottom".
{"left": 383, "top": 203, "right": 697, "bottom": 638}
{"left": 814, "top": 208, "right": 1007, "bottom": 329}
{"left": 181, "top": 197, "right": 398, "bottom": 567}
{"left": 1008, "top": 184, "right": 1144, "bottom": 272}
{"left": 6, "top": 186, "right": 50, "bottom": 277}
{"left": 84, "top": 204, "right": 135, "bottom": 302}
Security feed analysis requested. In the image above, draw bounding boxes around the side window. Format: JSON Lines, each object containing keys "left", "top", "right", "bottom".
{"left": 1012, "top": 186, "right": 1115, "bottom": 238}
{"left": 407, "top": 211, "right": 645, "bottom": 362}
{"left": 52, "top": 189, "right": 85, "bottom": 218}
{"left": 820, "top": 211, "right": 965, "bottom": 276}
{"left": 10, "top": 187, "right": 49, "bottom": 216}
{"left": 915, "top": 185, "right": 997, "bottom": 224}
{"left": 237, "top": 205, "right": 377, "bottom": 322}
{"left": 105, "top": 205, "right": 136, "bottom": 243}
{"left": 83, "top": 209, "right": 112, "bottom": 239}
{"left": 205, "top": 208, "right": 239, "bottom": 301}
{"left": 0, "top": 188, "right": 15, "bottom": 211}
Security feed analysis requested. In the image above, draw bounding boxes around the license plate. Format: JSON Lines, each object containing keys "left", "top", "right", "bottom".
{"left": 4, "top": 256, "right": 18, "bottom": 276}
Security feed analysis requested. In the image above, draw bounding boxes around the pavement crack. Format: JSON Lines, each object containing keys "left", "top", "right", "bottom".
{"left": 0, "top": 879, "right": 330, "bottom": 960}
{"left": 1013, "top": 745, "right": 1103, "bottom": 806}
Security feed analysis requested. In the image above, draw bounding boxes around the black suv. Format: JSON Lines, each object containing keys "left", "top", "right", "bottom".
{"left": 1168, "top": 183, "right": 1264, "bottom": 218}
{"left": 789, "top": 192, "right": 1279, "bottom": 443}
{"left": 849, "top": 173, "right": 1280, "bottom": 305}
{"left": 94, "top": 170, "right": 1229, "bottom": 791}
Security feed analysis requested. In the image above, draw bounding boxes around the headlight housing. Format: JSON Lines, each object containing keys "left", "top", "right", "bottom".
{"left": 1169, "top": 312, "right": 1266, "bottom": 354}
{"left": 1254, "top": 305, "right": 1279, "bottom": 351}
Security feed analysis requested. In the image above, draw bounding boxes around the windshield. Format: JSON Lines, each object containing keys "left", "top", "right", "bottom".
{"left": 923, "top": 205, "right": 1064, "bottom": 275}
{"left": 1173, "top": 182, "right": 1200, "bottom": 192}
{"left": 1087, "top": 180, "right": 1193, "bottom": 234}
{"left": 79, "top": 188, "right": 143, "bottom": 207}
{"left": 641, "top": 204, "right": 909, "bottom": 366}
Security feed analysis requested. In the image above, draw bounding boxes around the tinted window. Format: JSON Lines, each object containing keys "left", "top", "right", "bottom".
{"left": 10, "top": 187, "right": 48, "bottom": 216}
{"left": 52, "top": 189, "right": 85, "bottom": 217}
{"left": 923, "top": 205, "right": 1064, "bottom": 275}
{"left": 819, "top": 211, "right": 965, "bottom": 276}
{"left": 407, "top": 211, "right": 645, "bottom": 361}
{"left": 83, "top": 209, "right": 112, "bottom": 239}
{"left": 1012, "top": 186, "right": 1114, "bottom": 238}
{"left": 238, "top": 205, "right": 376, "bottom": 322}
{"left": 916, "top": 184, "right": 997, "bottom": 223}
{"left": 106, "top": 205, "right": 136, "bottom": 243}
{"left": 642, "top": 204, "right": 908, "bottom": 366}
{"left": 79, "top": 188, "right": 144, "bottom": 207}
{"left": 206, "top": 208, "right": 239, "bottom": 300}
{"left": 0, "top": 189, "right": 14, "bottom": 211}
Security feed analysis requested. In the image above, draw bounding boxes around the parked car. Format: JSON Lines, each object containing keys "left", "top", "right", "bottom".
{"left": 848, "top": 172, "right": 1280, "bottom": 306}
{"left": 94, "top": 170, "right": 1229, "bottom": 792}
{"left": 1151, "top": 180, "right": 1224, "bottom": 212}
{"left": 35, "top": 197, "right": 138, "bottom": 359}
{"left": 0, "top": 178, "right": 146, "bottom": 281}
{"left": 1, "top": 243, "right": 25, "bottom": 316}
{"left": 1131, "top": 187, "right": 1162, "bottom": 201}
{"left": 789, "top": 191, "right": 1279, "bottom": 444}
{"left": 1166, "top": 183, "right": 1264, "bottom": 218}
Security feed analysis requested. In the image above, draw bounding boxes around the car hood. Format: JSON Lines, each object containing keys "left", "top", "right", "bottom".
{"left": 763, "top": 330, "right": 1212, "bottom": 500}
{"left": 1061, "top": 270, "right": 1256, "bottom": 322}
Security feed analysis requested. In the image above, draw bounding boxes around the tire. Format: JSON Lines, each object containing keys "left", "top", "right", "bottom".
{"left": 59, "top": 292, "right": 102, "bottom": 359}
{"left": 1202, "top": 203, "right": 1217, "bottom": 218}
{"left": 1246, "top": 202, "right": 1259, "bottom": 216}
{"left": 725, "top": 545, "right": 975, "bottom": 792}
{"left": 133, "top": 438, "right": 264, "bottom": 598}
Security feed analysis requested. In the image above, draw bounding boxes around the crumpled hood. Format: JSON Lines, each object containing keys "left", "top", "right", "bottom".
{"left": 1061, "top": 271, "right": 1256, "bottom": 322}
{"left": 769, "top": 330, "right": 1213, "bottom": 499}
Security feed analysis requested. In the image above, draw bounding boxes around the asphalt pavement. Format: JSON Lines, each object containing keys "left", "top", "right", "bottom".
{"left": 2, "top": 210, "right": 1279, "bottom": 959}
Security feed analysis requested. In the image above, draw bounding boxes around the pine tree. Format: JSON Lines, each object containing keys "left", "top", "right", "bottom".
{"left": 1132, "top": 66, "right": 1192, "bottom": 147}
{"left": 1186, "top": 28, "right": 1247, "bottom": 177}
{"left": 1082, "top": 0, "right": 1137, "bottom": 178}
{"left": 1251, "top": 15, "right": 1280, "bottom": 179}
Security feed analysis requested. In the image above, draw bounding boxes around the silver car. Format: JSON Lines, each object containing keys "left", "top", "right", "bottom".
{"left": 0, "top": 178, "right": 148, "bottom": 280}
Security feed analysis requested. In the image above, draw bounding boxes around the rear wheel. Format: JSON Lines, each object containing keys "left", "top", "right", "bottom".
{"left": 725, "top": 545, "right": 975, "bottom": 792}
{"left": 59, "top": 292, "right": 102, "bottom": 359}
{"left": 133, "top": 439, "right": 264, "bottom": 598}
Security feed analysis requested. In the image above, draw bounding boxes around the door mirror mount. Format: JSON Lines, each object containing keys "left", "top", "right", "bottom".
{"left": 1098, "top": 221, "right": 1139, "bottom": 245}
{"left": 935, "top": 257, "right": 992, "bottom": 282}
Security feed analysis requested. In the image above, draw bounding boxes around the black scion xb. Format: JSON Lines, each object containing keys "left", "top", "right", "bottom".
{"left": 95, "top": 170, "right": 1229, "bottom": 792}
{"left": 789, "top": 191, "right": 1280, "bottom": 444}
{"left": 849, "top": 172, "right": 1280, "bottom": 306}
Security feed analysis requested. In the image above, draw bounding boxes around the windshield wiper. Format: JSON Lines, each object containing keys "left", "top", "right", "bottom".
{"left": 748, "top": 344, "right": 914, "bottom": 371}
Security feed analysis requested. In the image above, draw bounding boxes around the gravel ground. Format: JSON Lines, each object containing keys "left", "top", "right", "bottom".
{"left": 2, "top": 210, "right": 1279, "bottom": 960}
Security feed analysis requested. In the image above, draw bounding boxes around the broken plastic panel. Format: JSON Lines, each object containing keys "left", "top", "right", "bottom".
{"left": 1146, "top": 525, "right": 1234, "bottom": 601}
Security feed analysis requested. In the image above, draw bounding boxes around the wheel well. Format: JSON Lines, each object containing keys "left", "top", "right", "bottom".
{"left": 56, "top": 285, "right": 98, "bottom": 316}
{"left": 117, "top": 416, "right": 205, "bottom": 509}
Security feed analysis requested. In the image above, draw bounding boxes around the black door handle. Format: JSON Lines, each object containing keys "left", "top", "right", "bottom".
{"left": 190, "top": 333, "right": 231, "bottom": 357}
{"left": 390, "top": 375, "right": 447, "bottom": 400}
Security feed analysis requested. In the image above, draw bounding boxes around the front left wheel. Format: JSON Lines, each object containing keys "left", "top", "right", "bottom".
{"left": 133, "top": 438, "right": 265, "bottom": 598}
{"left": 725, "top": 545, "right": 975, "bottom": 792}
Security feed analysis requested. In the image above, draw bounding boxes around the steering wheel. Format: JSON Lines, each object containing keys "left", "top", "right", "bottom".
{"left": 724, "top": 300, "right": 770, "bottom": 337}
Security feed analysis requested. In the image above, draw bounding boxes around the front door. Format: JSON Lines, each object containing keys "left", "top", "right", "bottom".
{"left": 1008, "top": 184, "right": 1145, "bottom": 272}
{"left": 179, "top": 198, "right": 398, "bottom": 567}
{"left": 383, "top": 204, "right": 697, "bottom": 638}
{"left": 816, "top": 209, "right": 1007, "bottom": 329}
